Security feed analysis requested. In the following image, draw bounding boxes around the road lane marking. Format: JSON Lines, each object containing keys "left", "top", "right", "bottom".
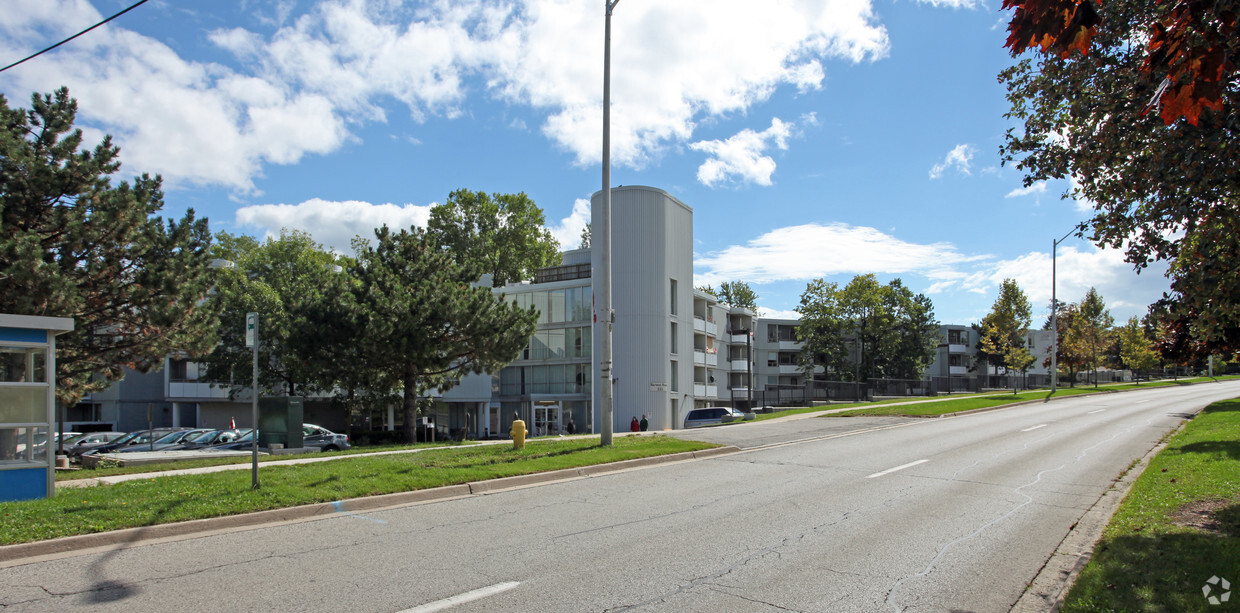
{"left": 400, "top": 582, "right": 521, "bottom": 613}
{"left": 866, "top": 459, "right": 928, "bottom": 479}
{"left": 1021, "top": 424, "right": 1048, "bottom": 432}
{"left": 1088, "top": 409, "right": 1106, "bottom": 414}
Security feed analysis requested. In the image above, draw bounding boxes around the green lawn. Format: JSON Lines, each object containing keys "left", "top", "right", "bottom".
{"left": 1, "top": 435, "right": 714, "bottom": 545}
{"left": 822, "top": 376, "right": 1240, "bottom": 418}
{"left": 1061, "top": 398, "right": 1240, "bottom": 612}
{"left": 57, "top": 440, "right": 478, "bottom": 481}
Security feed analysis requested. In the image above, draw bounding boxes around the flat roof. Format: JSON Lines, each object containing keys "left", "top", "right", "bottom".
{"left": 0, "top": 313, "right": 75, "bottom": 333}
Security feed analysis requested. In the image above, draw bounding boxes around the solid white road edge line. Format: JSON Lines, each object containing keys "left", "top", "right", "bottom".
{"left": 866, "top": 459, "right": 929, "bottom": 479}
{"left": 1021, "top": 424, "right": 1048, "bottom": 432}
{"left": 399, "top": 581, "right": 521, "bottom": 613}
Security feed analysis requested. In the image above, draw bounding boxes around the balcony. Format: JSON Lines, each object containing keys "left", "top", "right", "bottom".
{"left": 778, "top": 364, "right": 801, "bottom": 375}
{"left": 167, "top": 381, "right": 232, "bottom": 400}
{"left": 730, "top": 359, "right": 750, "bottom": 370}
{"left": 729, "top": 333, "right": 750, "bottom": 344}
{"left": 949, "top": 365, "right": 969, "bottom": 375}
{"left": 948, "top": 344, "right": 968, "bottom": 353}
{"left": 694, "top": 318, "right": 707, "bottom": 333}
{"left": 694, "top": 350, "right": 707, "bottom": 365}
{"left": 693, "top": 384, "right": 719, "bottom": 398}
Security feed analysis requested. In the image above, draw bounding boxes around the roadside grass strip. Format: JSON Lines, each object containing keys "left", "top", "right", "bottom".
{"left": 823, "top": 375, "right": 1240, "bottom": 418}
{"left": 0, "top": 435, "right": 715, "bottom": 546}
{"left": 56, "top": 440, "right": 479, "bottom": 481}
{"left": 1061, "top": 398, "right": 1240, "bottom": 613}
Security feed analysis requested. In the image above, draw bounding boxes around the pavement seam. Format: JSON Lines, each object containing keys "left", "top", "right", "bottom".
{"left": 0, "top": 445, "right": 740, "bottom": 567}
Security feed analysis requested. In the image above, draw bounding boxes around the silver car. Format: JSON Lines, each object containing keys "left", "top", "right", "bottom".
{"left": 683, "top": 407, "right": 745, "bottom": 428}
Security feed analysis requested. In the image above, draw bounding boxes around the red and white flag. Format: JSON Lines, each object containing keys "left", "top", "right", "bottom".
{"left": 230, "top": 417, "right": 236, "bottom": 429}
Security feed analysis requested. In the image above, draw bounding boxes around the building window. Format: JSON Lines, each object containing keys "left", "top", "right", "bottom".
{"left": 670, "top": 279, "right": 678, "bottom": 315}
{"left": 670, "top": 360, "right": 679, "bottom": 392}
{"left": 670, "top": 322, "right": 678, "bottom": 354}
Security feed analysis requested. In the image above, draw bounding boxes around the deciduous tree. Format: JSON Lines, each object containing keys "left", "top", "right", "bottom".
{"left": 1117, "top": 316, "right": 1159, "bottom": 382}
{"left": 1000, "top": 0, "right": 1239, "bottom": 357}
{"left": 717, "top": 281, "right": 760, "bottom": 313}
{"left": 427, "top": 189, "right": 560, "bottom": 287}
{"left": 201, "top": 230, "right": 345, "bottom": 397}
{"left": 974, "top": 279, "right": 1034, "bottom": 381}
{"left": 797, "top": 275, "right": 938, "bottom": 382}
{"left": 0, "top": 88, "right": 216, "bottom": 405}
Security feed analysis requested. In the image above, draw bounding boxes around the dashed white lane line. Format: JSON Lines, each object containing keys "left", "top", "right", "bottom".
{"left": 1021, "top": 424, "right": 1048, "bottom": 432}
{"left": 399, "top": 582, "right": 521, "bottom": 613}
{"left": 1088, "top": 409, "right": 1106, "bottom": 414}
{"left": 866, "top": 459, "right": 929, "bottom": 479}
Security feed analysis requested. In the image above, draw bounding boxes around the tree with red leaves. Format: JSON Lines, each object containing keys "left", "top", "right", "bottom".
{"left": 1000, "top": 0, "right": 1239, "bottom": 361}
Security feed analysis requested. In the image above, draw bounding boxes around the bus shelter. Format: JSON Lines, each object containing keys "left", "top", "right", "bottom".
{"left": 1, "top": 314, "right": 74, "bottom": 502}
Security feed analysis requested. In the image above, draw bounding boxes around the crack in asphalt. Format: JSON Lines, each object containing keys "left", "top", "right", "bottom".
{"left": 881, "top": 414, "right": 1154, "bottom": 612}
{"left": 713, "top": 587, "right": 807, "bottom": 612}
{"left": 599, "top": 483, "right": 919, "bottom": 611}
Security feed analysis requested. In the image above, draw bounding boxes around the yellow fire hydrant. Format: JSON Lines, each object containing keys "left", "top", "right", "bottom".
{"left": 510, "top": 414, "right": 527, "bottom": 450}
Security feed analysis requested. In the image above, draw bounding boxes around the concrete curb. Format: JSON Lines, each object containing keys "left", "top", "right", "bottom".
{"left": 0, "top": 445, "right": 740, "bottom": 565}
{"left": 1009, "top": 417, "right": 1192, "bottom": 612}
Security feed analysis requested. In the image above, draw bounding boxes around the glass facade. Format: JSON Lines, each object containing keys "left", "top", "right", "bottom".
{"left": 506, "top": 286, "right": 593, "bottom": 325}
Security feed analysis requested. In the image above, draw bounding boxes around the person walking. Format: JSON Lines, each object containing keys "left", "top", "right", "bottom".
{"left": 639, "top": 414, "right": 649, "bottom": 431}
{"left": 630, "top": 416, "right": 640, "bottom": 432}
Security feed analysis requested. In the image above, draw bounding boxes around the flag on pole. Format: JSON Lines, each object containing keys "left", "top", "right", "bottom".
{"left": 230, "top": 417, "right": 236, "bottom": 429}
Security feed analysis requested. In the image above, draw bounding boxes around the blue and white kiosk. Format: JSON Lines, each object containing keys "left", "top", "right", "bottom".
{"left": 1, "top": 314, "right": 74, "bottom": 502}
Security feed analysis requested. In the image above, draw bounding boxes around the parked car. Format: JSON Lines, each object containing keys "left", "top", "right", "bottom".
{"left": 63, "top": 432, "right": 128, "bottom": 458}
{"left": 683, "top": 407, "right": 746, "bottom": 428}
{"left": 22, "top": 431, "right": 81, "bottom": 456}
{"left": 83, "top": 428, "right": 188, "bottom": 455}
{"left": 165, "top": 428, "right": 252, "bottom": 450}
{"left": 302, "top": 424, "right": 350, "bottom": 451}
{"left": 113, "top": 428, "right": 212, "bottom": 452}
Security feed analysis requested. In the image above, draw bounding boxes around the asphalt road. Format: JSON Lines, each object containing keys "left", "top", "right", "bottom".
{"left": 4, "top": 381, "right": 1238, "bottom": 612}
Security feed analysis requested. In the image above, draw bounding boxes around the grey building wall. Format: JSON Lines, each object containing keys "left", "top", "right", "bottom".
{"left": 592, "top": 186, "right": 694, "bottom": 432}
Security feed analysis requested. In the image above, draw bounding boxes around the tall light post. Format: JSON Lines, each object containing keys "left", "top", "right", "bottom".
{"left": 1050, "top": 223, "right": 1086, "bottom": 394}
{"left": 597, "top": 0, "right": 620, "bottom": 446}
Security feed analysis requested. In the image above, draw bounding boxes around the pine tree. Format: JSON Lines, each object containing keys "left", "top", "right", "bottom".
{"left": 348, "top": 226, "right": 538, "bottom": 443}
{"left": 0, "top": 88, "right": 216, "bottom": 405}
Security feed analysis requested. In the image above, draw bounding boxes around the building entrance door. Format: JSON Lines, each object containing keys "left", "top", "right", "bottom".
{"left": 485, "top": 404, "right": 501, "bottom": 439}
{"left": 533, "top": 401, "right": 562, "bottom": 437}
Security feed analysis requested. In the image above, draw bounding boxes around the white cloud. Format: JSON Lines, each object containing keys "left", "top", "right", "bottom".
{"left": 234, "top": 198, "right": 434, "bottom": 253}
{"left": 695, "top": 222, "right": 983, "bottom": 286}
{"left": 547, "top": 198, "right": 591, "bottom": 250}
{"left": 929, "top": 144, "right": 975, "bottom": 179}
{"left": 916, "top": 0, "right": 984, "bottom": 8}
{"left": 0, "top": 0, "right": 891, "bottom": 190}
{"left": 696, "top": 222, "right": 1171, "bottom": 324}
{"left": 761, "top": 308, "right": 803, "bottom": 320}
{"left": 1005, "top": 181, "right": 1047, "bottom": 198}
{"left": 939, "top": 244, "right": 1170, "bottom": 323}
{"left": 690, "top": 118, "right": 794, "bottom": 187}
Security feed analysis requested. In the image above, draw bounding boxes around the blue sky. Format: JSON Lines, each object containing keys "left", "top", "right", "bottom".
{"left": 1, "top": 0, "right": 1171, "bottom": 325}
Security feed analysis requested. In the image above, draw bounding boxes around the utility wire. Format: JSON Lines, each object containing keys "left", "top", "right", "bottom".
{"left": 0, "top": 0, "right": 151, "bottom": 73}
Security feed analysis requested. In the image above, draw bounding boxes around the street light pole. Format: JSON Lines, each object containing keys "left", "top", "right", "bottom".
{"left": 598, "top": 0, "right": 620, "bottom": 446}
{"left": 1050, "top": 223, "right": 1085, "bottom": 394}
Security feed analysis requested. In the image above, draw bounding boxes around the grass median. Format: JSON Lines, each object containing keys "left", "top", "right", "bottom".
{"left": 0, "top": 435, "right": 716, "bottom": 546}
{"left": 1061, "top": 398, "right": 1240, "bottom": 612}
{"left": 823, "top": 376, "right": 1239, "bottom": 418}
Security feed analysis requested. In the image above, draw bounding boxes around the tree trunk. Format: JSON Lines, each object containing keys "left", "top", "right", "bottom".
{"left": 401, "top": 370, "right": 419, "bottom": 444}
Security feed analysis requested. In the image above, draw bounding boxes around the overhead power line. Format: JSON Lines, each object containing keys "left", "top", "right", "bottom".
{"left": 0, "top": 0, "right": 151, "bottom": 73}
